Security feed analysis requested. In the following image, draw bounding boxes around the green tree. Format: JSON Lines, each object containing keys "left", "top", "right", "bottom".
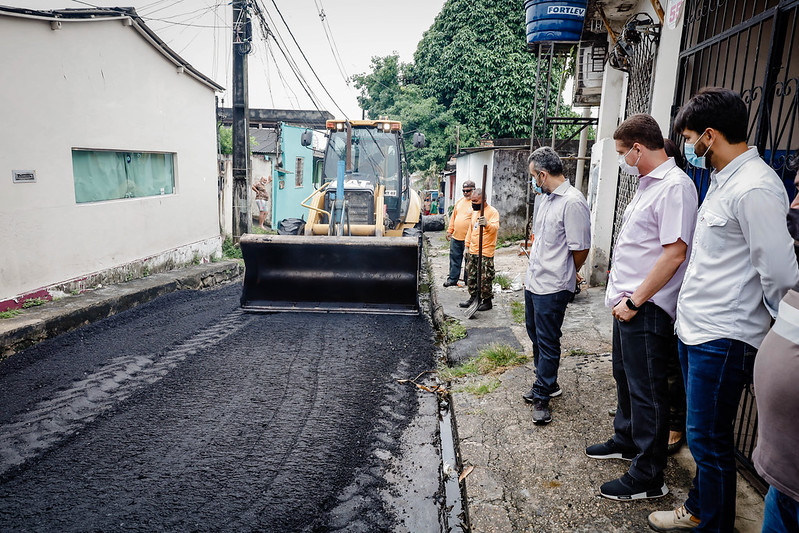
{"left": 217, "top": 125, "right": 258, "bottom": 155}
{"left": 352, "top": 1, "right": 581, "bottom": 171}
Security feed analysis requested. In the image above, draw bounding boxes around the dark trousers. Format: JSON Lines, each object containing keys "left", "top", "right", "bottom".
{"left": 525, "top": 289, "right": 572, "bottom": 402}
{"left": 612, "top": 302, "right": 672, "bottom": 482}
{"left": 667, "top": 345, "right": 686, "bottom": 433}
{"left": 763, "top": 486, "right": 799, "bottom": 533}
{"left": 447, "top": 238, "right": 466, "bottom": 284}
{"left": 679, "top": 338, "right": 755, "bottom": 532}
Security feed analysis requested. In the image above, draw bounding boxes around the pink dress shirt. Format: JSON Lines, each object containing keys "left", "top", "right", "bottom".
{"left": 605, "top": 158, "right": 698, "bottom": 320}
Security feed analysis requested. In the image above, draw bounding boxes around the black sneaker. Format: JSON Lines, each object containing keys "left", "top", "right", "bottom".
{"left": 522, "top": 383, "right": 561, "bottom": 403}
{"left": 459, "top": 296, "right": 476, "bottom": 308}
{"left": 600, "top": 472, "right": 668, "bottom": 501}
{"left": 443, "top": 280, "right": 457, "bottom": 287}
{"left": 585, "top": 438, "right": 636, "bottom": 461}
{"left": 532, "top": 399, "right": 551, "bottom": 424}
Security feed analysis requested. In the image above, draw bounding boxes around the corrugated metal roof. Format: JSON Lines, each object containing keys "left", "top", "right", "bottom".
{"left": 250, "top": 128, "right": 278, "bottom": 154}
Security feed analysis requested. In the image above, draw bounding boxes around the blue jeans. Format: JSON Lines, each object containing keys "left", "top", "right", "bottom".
{"left": 447, "top": 238, "right": 466, "bottom": 284}
{"left": 764, "top": 486, "right": 799, "bottom": 533}
{"left": 612, "top": 302, "right": 673, "bottom": 482}
{"left": 679, "top": 338, "right": 756, "bottom": 532}
{"left": 525, "top": 289, "right": 572, "bottom": 402}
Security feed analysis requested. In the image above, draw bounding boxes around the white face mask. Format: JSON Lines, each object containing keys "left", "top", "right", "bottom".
{"left": 618, "top": 145, "right": 641, "bottom": 176}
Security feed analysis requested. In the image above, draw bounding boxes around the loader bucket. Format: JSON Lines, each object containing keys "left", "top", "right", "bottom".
{"left": 240, "top": 234, "right": 421, "bottom": 314}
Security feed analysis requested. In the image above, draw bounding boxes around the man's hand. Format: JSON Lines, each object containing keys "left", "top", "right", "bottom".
{"left": 446, "top": 233, "right": 452, "bottom": 241}
{"left": 612, "top": 298, "right": 638, "bottom": 323}
{"left": 478, "top": 215, "right": 487, "bottom": 227}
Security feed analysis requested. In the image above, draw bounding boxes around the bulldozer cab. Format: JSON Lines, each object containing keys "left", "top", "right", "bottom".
{"left": 321, "top": 121, "right": 407, "bottom": 227}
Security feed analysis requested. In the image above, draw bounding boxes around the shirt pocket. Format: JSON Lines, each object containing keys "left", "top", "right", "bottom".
{"left": 698, "top": 211, "right": 728, "bottom": 255}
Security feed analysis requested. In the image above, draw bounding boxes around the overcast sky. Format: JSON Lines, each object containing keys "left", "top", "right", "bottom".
{"left": 14, "top": 0, "right": 448, "bottom": 118}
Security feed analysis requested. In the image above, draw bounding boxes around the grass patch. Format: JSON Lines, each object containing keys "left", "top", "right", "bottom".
{"left": 21, "top": 298, "right": 46, "bottom": 309}
{"left": 251, "top": 226, "right": 277, "bottom": 235}
{"left": 568, "top": 348, "right": 590, "bottom": 356}
{"left": 443, "top": 317, "right": 467, "bottom": 343}
{"left": 497, "top": 233, "right": 526, "bottom": 248}
{"left": 222, "top": 238, "right": 242, "bottom": 260}
{"left": 455, "top": 378, "right": 501, "bottom": 397}
{"left": 494, "top": 273, "right": 512, "bottom": 290}
{"left": 0, "top": 309, "right": 22, "bottom": 319}
{"left": 510, "top": 300, "right": 525, "bottom": 324}
{"left": 439, "top": 343, "right": 528, "bottom": 380}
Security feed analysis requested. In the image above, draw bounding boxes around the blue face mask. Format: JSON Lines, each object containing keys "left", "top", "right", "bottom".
{"left": 532, "top": 172, "right": 548, "bottom": 195}
{"left": 684, "top": 130, "right": 712, "bottom": 169}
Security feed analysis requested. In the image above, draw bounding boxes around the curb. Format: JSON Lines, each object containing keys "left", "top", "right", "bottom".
{"left": 0, "top": 261, "right": 243, "bottom": 360}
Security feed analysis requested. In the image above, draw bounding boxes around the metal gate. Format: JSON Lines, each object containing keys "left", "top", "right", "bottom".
{"left": 673, "top": 0, "right": 799, "bottom": 491}
{"left": 610, "top": 14, "right": 662, "bottom": 249}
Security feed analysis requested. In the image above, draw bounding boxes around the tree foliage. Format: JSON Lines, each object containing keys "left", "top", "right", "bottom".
{"left": 352, "top": 0, "right": 580, "bottom": 172}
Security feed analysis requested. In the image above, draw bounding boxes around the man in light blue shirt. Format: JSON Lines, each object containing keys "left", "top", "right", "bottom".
{"left": 649, "top": 88, "right": 799, "bottom": 533}
{"left": 522, "top": 147, "right": 591, "bottom": 425}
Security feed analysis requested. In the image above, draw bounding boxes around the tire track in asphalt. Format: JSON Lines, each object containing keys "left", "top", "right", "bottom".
{"left": 0, "top": 309, "right": 249, "bottom": 477}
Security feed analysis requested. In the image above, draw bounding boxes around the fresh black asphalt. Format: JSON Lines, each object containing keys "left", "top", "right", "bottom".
{"left": 0, "top": 282, "right": 438, "bottom": 532}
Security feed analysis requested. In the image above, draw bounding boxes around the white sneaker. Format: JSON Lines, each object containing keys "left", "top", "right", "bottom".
{"left": 648, "top": 505, "right": 700, "bottom": 531}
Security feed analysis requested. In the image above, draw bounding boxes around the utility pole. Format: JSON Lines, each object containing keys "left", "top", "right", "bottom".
{"left": 232, "top": 0, "right": 252, "bottom": 242}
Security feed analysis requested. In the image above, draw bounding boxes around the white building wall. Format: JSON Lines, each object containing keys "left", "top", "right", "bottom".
{"left": 454, "top": 151, "right": 495, "bottom": 204}
{"left": 0, "top": 15, "right": 221, "bottom": 302}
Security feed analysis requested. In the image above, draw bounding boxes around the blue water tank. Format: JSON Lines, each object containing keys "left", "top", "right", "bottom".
{"left": 525, "top": 0, "right": 588, "bottom": 46}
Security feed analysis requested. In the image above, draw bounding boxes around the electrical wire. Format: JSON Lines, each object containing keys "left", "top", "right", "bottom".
{"left": 260, "top": 0, "right": 348, "bottom": 118}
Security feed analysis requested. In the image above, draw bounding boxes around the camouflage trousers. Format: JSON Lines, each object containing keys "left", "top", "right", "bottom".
{"left": 465, "top": 254, "right": 495, "bottom": 300}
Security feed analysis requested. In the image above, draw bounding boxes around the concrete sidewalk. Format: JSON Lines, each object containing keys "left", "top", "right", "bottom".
{"left": 0, "top": 260, "right": 242, "bottom": 360}
{"left": 427, "top": 231, "right": 764, "bottom": 533}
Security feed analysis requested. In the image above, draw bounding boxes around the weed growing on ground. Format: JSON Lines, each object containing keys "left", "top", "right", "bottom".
{"left": 222, "top": 238, "right": 242, "bottom": 260}
{"left": 568, "top": 348, "right": 590, "bottom": 356}
{"left": 143, "top": 266, "right": 150, "bottom": 277}
{"left": 510, "top": 300, "right": 525, "bottom": 324}
{"left": 443, "top": 317, "right": 467, "bottom": 343}
{"left": 456, "top": 378, "right": 501, "bottom": 397}
{"left": 21, "top": 298, "right": 46, "bottom": 309}
{"left": 497, "top": 233, "right": 526, "bottom": 248}
{"left": 494, "top": 273, "right": 512, "bottom": 290}
{"left": 191, "top": 253, "right": 201, "bottom": 266}
{"left": 439, "top": 343, "right": 528, "bottom": 381}
{"left": 0, "top": 309, "right": 22, "bottom": 319}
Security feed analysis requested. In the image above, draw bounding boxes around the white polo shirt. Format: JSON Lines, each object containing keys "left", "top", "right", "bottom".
{"left": 525, "top": 181, "right": 591, "bottom": 295}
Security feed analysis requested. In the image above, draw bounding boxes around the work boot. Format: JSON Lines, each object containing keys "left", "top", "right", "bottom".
{"left": 459, "top": 296, "right": 476, "bottom": 308}
{"left": 476, "top": 298, "right": 492, "bottom": 311}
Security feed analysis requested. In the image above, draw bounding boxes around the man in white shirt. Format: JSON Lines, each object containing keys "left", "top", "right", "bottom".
{"left": 521, "top": 147, "right": 591, "bottom": 425}
{"left": 649, "top": 88, "right": 799, "bottom": 532}
{"left": 585, "top": 114, "right": 698, "bottom": 502}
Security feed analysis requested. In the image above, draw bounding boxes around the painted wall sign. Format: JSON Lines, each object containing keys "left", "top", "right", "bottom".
{"left": 666, "top": 0, "right": 686, "bottom": 29}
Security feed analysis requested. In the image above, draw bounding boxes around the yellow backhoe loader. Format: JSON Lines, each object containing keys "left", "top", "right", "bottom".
{"left": 240, "top": 119, "right": 426, "bottom": 314}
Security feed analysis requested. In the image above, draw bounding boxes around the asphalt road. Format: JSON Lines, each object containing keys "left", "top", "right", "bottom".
{"left": 0, "top": 282, "right": 440, "bottom": 532}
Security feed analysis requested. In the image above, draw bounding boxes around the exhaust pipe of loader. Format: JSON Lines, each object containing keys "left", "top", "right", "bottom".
{"left": 240, "top": 234, "right": 421, "bottom": 314}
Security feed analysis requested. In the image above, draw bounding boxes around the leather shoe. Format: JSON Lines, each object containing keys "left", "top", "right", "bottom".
{"left": 477, "top": 298, "right": 492, "bottom": 311}
{"left": 459, "top": 296, "right": 476, "bottom": 308}
{"left": 443, "top": 280, "right": 457, "bottom": 287}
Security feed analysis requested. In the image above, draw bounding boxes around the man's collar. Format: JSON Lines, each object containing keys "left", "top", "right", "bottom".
{"left": 712, "top": 147, "right": 759, "bottom": 186}
{"left": 643, "top": 157, "right": 676, "bottom": 180}
{"left": 550, "top": 180, "right": 571, "bottom": 196}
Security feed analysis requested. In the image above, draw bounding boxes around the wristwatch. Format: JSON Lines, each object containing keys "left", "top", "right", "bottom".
{"left": 626, "top": 297, "right": 640, "bottom": 311}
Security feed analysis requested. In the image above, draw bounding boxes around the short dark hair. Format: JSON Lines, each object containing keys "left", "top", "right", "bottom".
{"left": 673, "top": 87, "right": 748, "bottom": 144}
{"left": 613, "top": 113, "right": 665, "bottom": 150}
{"left": 527, "top": 147, "right": 563, "bottom": 176}
{"left": 663, "top": 138, "right": 686, "bottom": 169}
